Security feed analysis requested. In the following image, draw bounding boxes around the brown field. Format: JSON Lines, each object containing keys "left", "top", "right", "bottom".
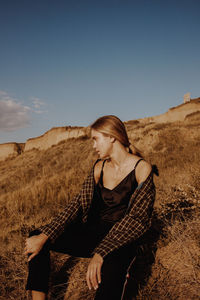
{"left": 0, "top": 115, "right": 199, "bottom": 300}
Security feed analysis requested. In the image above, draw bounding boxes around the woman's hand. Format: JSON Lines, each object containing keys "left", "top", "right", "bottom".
{"left": 24, "top": 233, "right": 48, "bottom": 261}
{"left": 86, "top": 253, "right": 103, "bottom": 290}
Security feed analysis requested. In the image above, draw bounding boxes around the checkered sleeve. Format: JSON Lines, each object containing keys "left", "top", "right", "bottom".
{"left": 93, "top": 171, "right": 155, "bottom": 258}
{"left": 38, "top": 192, "right": 82, "bottom": 242}
{"left": 38, "top": 163, "right": 96, "bottom": 242}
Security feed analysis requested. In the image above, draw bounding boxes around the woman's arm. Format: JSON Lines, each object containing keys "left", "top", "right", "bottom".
{"left": 29, "top": 162, "right": 97, "bottom": 244}
{"left": 38, "top": 192, "right": 82, "bottom": 242}
{"left": 24, "top": 191, "right": 82, "bottom": 262}
{"left": 24, "top": 164, "right": 96, "bottom": 262}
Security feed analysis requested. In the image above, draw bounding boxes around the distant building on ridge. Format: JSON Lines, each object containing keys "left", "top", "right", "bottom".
{"left": 183, "top": 93, "right": 191, "bottom": 103}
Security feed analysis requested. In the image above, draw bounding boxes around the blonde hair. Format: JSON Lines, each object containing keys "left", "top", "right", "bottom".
{"left": 90, "top": 115, "right": 142, "bottom": 157}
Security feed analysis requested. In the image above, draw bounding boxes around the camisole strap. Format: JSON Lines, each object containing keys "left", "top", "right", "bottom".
{"left": 134, "top": 158, "right": 144, "bottom": 170}
{"left": 99, "top": 159, "right": 107, "bottom": 184}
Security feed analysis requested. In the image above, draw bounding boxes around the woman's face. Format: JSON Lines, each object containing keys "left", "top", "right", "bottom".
{"left": 91, "top": 129, "right": 113, "bottom": 159}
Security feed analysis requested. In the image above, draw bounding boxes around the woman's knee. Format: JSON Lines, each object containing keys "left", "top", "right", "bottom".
{"left": 27, "top": 229, "right": 50, "bottom": 256}
{"left": 101, "top": 249, "right": 136, "bottom": 284}
{"left": 101, "top": 259, "right": 126, "bottom": 285}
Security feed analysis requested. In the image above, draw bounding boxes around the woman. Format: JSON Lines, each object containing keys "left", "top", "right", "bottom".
{"left": 25, "top": 115, "right": 156, "bottom": 300}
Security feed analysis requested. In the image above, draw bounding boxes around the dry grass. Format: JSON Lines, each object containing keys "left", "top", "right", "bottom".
{"left": 0, "top": 118, "right": 200, "bottom": 300}
{"left": 137, "top": 212, "right": 200, "bottom": 300}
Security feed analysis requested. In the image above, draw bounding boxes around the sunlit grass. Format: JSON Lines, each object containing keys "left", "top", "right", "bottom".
{"left": 0, "top": 116, "right": 199, "bottom": 299}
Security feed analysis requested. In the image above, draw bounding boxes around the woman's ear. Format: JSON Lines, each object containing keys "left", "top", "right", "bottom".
{"left": 110, "top": 136, "right": 116, "bottom": 143}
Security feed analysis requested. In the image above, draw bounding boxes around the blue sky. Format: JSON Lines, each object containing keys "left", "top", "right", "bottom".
{"left": 0, "top": 0, "right": 200, "bottom": 143}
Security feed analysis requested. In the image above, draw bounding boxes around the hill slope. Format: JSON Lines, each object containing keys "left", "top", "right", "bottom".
{"left": 137, "top": 97, "right": 200, "bottom": 123}
{"left": 0, "top": 97, "right": 199, "bottom": 161}
{"left": 0, "top": 113, "right": 199, "bottom": 299}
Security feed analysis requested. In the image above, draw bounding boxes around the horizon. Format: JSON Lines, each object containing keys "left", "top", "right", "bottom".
{"left": 0, "top": 99, "right": 171, "bottom": 145}
{"left": 1, "top": 97, "right": 199, "bottom": 145}
{"left": 0, "top": 0, "right": 200, "bottom": 144}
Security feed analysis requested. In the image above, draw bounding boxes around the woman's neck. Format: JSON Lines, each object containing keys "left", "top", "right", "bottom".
{"left": 107, "top": 144, "right": 131, "bottom": 169}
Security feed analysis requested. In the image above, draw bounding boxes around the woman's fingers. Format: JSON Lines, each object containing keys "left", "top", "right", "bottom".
{"left": 24, "top": 236, "right": 41, "bottom": 259}
{"left": 86, "top": 268, "right": 92, "bottom": 290}
{"left": 27, "top": 252, "right": 38, "bottom": 262}
{"left": 86, "top": 265, "right": 100, "bottom": 290}
{"left": 91, "top": 265, "right": 98, "bottom": 290}
{"left": 86, "top": 254, "right": 103, "bottom": 290}
{"left": 97, "top": 263, "right": 101, "bottom": 284}
{"left": 24, "top": 248, "right": 33, "bottom": 255}
{"left": 86, "top": 267, "right": 97, "bottom": 290}
{"left": 24, "top": 239, "right": 34, "bottom": 255}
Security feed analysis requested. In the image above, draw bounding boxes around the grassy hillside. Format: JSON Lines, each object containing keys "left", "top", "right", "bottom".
{"left": 0, "top": 116, "right": 199, "bottom": 300}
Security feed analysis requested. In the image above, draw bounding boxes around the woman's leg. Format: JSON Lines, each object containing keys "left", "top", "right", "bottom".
{"left": 26, "top": 230, "right": 51, "bottom": 294}
{"left": 94, "top": 244, "right": 137, "bottom": 300}
{"left": 26, "top": 222, "right": 107, "bottom": 295}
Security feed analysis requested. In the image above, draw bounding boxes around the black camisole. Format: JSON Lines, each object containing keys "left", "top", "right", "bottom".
{"left": 87, "top": 159, "right": 143, "bottom": 225}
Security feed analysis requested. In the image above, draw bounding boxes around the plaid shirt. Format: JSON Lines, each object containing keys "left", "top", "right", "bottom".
{"left": 39, "top": 159, "right": 156, "bottom": 258}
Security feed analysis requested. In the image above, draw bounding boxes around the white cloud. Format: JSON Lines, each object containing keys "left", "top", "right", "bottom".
{"left": 0, "top": 91, "right": 31, "bottom": 132}
{"left": 0, "top": 91, "right": 48, "bottom": 132}
{"left": 31, "top": 97, "right": 47, "bottom": 114}
{"left": 32, "top": 97, "right": 45, "bottom": 109}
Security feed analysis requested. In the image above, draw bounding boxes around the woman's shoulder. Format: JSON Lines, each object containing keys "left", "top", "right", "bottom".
{"left": 128, "top": 154, "right": 151, "bottom": 170}
{"left": 93, "top": 159, "right": 104, "bottom": 184}
{"left": 136, "top": 157, "right": 152, "bottom": 169}
{"left": 135, "top": 158, "right": 152, "bottom": 184}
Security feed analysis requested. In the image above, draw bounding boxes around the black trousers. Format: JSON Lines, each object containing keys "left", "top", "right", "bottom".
{"left": 26, "top": 221, "right": 137, "bottom": 300}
